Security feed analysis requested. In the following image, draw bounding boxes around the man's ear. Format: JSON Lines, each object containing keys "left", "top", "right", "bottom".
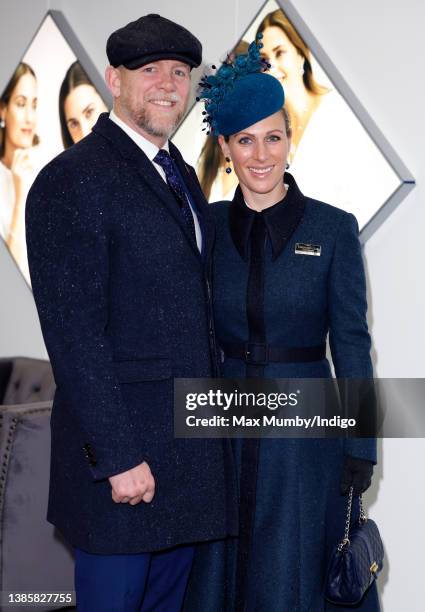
{"left": 105, "top": 65, "right": 121, "bottom": 98}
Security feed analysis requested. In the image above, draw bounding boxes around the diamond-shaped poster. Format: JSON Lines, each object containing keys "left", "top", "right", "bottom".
{"left": 172, "top": 0, "right": 412, "bottom": 239}
{"left": 0, "top": 12, "right": 110, "bottom": 286}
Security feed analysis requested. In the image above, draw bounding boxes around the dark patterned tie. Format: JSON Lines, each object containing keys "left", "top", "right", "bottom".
{"left": 154, "top": 149, "right": 197, "bottom": 244}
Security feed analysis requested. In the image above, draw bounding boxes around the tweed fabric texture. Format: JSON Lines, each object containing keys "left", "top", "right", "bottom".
{"left": 106, "top": 13, "right": 202, "bottom": 69}
{"left": 184, "top": 175, "right": 379, "bottom": 611}
{"left": 25, "top": 113, "right": 237, "bottom": 554}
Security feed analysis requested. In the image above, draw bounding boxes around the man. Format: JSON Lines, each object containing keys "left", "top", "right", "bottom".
{"left": 26, "top": 14, "right": 236, "bottom": 611}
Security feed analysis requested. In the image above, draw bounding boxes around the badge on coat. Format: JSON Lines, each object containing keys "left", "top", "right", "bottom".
{"left": 295, "top": 243, "right": 321, "bottom": 256}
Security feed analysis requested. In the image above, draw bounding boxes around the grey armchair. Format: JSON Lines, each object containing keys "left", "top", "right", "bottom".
{"left": 0, "top": 358, "right": 74, "bottom": 611}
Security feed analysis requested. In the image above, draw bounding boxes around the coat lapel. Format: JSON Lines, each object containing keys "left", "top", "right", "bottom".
{"left": 93, "top": 113, "right": 202, "bottom": 262}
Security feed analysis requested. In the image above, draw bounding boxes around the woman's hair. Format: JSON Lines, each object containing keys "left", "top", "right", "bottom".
{"left": 198, "top": 40, "right": 250, "bottom": 200}
{"left": 257, "top": 9, "right": 328, "bottom": 96}
{"left": 0, "top": 62, "right": 38, "bottom": 158}
{"left": 59, "top": 61, "right": 92, "bottom": 149}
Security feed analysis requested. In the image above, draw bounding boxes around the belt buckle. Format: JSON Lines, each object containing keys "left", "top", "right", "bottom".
{"left": 245, "top": 342, "right": 269, "bottom": 366}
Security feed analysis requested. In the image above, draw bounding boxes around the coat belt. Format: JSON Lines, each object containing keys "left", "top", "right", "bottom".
{"left": 220, "top": 341, "right": 326, "bottom": 366}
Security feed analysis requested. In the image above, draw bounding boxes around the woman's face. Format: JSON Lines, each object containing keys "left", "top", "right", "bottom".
{"left": 260, "top": 26, "right": 305, "bottom": 95}
{"left": 64, "top": 84, "right": 107, "bottom": 143}
{"left": 219, "top": 111, "right": 290, "bottom": 202}
{"left": 1, "top": 73, "right": 38, "bottom": 152}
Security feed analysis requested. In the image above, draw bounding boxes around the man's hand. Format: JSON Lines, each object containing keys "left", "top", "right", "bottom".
{"left": 109, "top": 462, "right": 155, "bottom": 505}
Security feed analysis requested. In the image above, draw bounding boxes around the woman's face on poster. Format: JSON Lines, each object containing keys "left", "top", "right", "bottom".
{"left": 2, "top": 73, "right": 38, "bottom": 151}
{"left": 261, "top": 26, "right": 305, "bottom": 95}
{"left": 64, "top": 83, "right": 107, "bottom": 143}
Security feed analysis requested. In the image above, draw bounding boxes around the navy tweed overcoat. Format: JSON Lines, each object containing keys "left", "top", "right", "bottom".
{"left": 25, "top": 113, "right": 237, "bottom": 554}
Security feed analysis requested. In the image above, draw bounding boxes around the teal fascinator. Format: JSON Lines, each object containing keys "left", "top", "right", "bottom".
{"left": 197, "top": 34, "right": 285, "bottom": 136}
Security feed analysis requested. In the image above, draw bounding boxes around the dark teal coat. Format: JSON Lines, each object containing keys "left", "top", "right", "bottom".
{"left": 185, "top": 174, "right": 379, "bottom": 611}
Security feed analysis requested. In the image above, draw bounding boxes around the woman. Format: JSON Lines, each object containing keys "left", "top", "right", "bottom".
{"left": 257, "top": 9, "right": 395, "bottom": 222}
{"left": 185, "top": 40, "right": 379, "bottom": 611}
{"left": 0, "top": 62, "right": 39, "bottom": 284}
{"left": 257, "top": 9, "right": 328, "bottom": 160}
{"left": 59, "top": 61, "right": 108, "bottom": 148}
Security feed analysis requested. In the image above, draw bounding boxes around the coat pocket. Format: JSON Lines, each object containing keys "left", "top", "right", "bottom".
{"left": 112, "top": 358, "right": 171, "bottom": 383}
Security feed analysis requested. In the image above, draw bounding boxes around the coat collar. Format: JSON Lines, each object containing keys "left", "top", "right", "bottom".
{"left": 93, "top": 113, "right": 212, "bottom": 265}
{"left": 229, "top": 172, "right": 305, "bottom": 261}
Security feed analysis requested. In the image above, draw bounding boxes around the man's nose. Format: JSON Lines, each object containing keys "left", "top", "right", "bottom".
{"left": 157, "top": 71, "right": 176, "bottom": 92}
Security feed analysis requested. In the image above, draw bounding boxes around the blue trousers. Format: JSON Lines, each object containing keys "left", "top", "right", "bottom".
{"left": 74, "top": 545, "right": 194, "bottom": 611}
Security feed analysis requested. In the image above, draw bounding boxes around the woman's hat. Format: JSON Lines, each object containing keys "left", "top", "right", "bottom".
{"left": 198, "top": 35, "right": 285, "bottom": 136}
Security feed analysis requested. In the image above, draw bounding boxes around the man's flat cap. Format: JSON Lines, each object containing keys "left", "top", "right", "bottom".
{"left": 106, "top": 14, "right": 202, "bottom": 70}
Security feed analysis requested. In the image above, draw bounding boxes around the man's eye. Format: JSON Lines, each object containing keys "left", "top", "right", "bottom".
{"left": 143, "top": 66, "right": 155, "bottom": 73}
{"left": 175, "top": 69, "right": 188, "bottom": 77}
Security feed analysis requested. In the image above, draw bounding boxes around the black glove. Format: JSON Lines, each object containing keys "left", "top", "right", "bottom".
{"left": 340, "top": 456, "right": 374, "bottom": 496}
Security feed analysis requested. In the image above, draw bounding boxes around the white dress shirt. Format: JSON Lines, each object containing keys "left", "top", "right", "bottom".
{"left": 109, "top": 110, "right": 202, "bottom": 251}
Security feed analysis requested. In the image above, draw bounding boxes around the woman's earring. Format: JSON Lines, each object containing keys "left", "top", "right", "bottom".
{"left": 225, "top": 156, "right": 232, "bottom": 174}
{"left": 285, "top": 162, "right": 290, "bottom": 170}
{"left": 0, "top": 118, "right": 5, "bottom": 129}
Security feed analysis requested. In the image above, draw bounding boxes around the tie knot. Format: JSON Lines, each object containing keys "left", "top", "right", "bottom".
{"left": 154, "top": 149, "right": 172, "bottom": 169}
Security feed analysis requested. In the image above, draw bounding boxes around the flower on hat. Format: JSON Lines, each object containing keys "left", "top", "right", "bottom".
{"left": 197, "top": 35, "right": 271, "bottom": 135}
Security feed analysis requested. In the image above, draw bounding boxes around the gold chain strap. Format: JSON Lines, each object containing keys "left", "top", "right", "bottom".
{"left": 337, "top": 486, "right": 368, "bottom": 551}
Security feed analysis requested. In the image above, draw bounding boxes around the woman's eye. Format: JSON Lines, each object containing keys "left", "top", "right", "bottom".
{"left": 267, "top": 135, "right": 281, "bottom": 142}
{"left": 143, "top": 66, "right": 155, "bottom": 73}
{"left": 238, "top": 137, "right": 252, "bottom": 145}
{"left": 85, "top": 106, "right": 95, "bottom": 118}
{"left": 276, "top": 50, "right": 286, "bottom": 59}
{"left": 68, "top": 120, "right": 78, "bottom": 130}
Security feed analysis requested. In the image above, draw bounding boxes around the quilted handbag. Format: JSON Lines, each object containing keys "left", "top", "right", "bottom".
{"left": 325, "top": 486, "right": 384, "bottom": 605}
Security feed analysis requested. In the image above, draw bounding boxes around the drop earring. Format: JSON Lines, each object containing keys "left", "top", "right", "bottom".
{"left": 285, "top": 162, "right": 290, "bottom": 170}
{"left": 0, "top": 118, "right": 5, "bottom": 129}
{"left": 225, "top": 157, "right": 232, "bottom": 174}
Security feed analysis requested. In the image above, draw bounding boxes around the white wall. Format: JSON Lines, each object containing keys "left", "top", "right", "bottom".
{"left": 1, "top": 1, "right": 424, "bottom": 609}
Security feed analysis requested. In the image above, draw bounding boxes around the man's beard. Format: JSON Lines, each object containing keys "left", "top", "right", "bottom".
{"left": 133, "top": 101, "right": 186, "bottom": 139}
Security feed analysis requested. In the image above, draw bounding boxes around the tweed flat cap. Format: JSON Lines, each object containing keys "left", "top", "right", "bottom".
{"left": 106, "top": 14, "right": 202, "bottom": 69}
